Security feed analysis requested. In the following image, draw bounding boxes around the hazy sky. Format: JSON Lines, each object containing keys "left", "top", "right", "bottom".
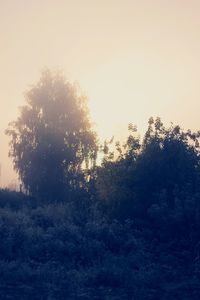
{"left": 1, "top": 0, "right": 200, "bottom": 186}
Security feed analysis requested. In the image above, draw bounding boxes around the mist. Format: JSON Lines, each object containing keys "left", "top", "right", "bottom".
{"left": 2, "top": 0, "right": 200, "bottom": 186}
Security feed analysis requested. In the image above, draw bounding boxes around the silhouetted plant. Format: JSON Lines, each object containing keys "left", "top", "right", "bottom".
{"left": 96, "top": 117, "right": 200, "bottom": 220}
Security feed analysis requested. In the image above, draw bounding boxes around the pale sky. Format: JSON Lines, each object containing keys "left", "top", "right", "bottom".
{"left": 1, "top": 0, "right": 200, "bottom": 186}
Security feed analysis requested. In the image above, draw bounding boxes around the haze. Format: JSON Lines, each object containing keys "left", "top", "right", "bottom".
{"left": 1, "top": 0, "right": 200, "bottom": 186}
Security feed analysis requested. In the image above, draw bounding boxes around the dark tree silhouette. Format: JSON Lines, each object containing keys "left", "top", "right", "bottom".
{"left": 135, "top": 118, "right": 200, "bottom": 213}
{"left": 6, "top": 69, "right": 97, "bottom": 201}
{"left": 96, "top": 117, "right": 200, "bottom": 220}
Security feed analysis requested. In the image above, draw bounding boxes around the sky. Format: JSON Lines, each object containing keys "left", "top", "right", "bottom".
{"left": 1, "top": 0, "right": 200, "bottom": 186}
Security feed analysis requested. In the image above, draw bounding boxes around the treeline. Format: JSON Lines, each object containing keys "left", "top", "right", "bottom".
{"left": 96, "top": 117, "right": 200, "bottom": 226}
{"left": 1, "top": 70, "right": 200, "bottom": 299}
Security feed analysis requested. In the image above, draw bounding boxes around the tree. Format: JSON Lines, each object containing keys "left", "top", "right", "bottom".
{"left": 96, "top": 117, "right": 200, "bottom": 220}
{"left": 136, "top": 117, "right": 200, "bottom": 212}
{"left": 6, "top": 69, "right": 97, "bottom": 201}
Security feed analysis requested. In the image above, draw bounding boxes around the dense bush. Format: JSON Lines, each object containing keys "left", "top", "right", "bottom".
{"left": 0, "top": 189, "right": 200, "bottom": 299}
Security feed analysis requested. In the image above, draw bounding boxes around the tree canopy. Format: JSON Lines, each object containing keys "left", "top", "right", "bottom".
{"left": 96, "top": 117, "right": 200, "bottom": 220}
{"left": 6, "top": 69, "right": 97, "bottom": 201}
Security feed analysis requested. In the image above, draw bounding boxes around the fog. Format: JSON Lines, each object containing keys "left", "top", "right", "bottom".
{"left": 1, "top": 0, "right": 200, "bottom": 186}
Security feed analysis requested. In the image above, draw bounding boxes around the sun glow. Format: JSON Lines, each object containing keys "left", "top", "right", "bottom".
{"left": 83, "top": 52, "right": 188, "bottom": 141}
{"left": 1, "top": 0, "right": 200, "bottom": 186}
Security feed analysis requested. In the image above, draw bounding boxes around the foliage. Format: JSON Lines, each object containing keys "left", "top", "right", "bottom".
{"left": 96, "top": 117, "right": 200, "bottom": 220}
{"left": 0, "top": 188, "right": 200, "bottom": 299}
{"left": 4, "top": 105, "right": 200, "bottom": 299}
{"left": 6, "top": 69, "right": 97, "bottom": 201}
